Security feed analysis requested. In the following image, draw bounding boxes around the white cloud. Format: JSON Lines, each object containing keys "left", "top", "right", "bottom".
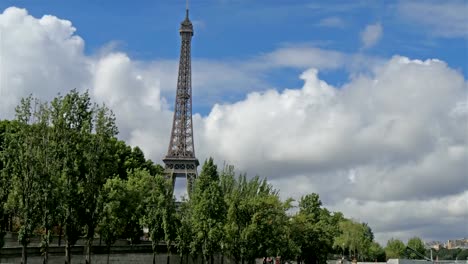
{"left": 201, "top": 56, "right": 467, "bottom": 200}
{"left": 0, "top": 6, "right": 466, "bottom": 246}
{"left": 0, "top": 7, "right": 90, "bottom": 119}
{"left": 258, "top": 46, "right": 346, "bottom": 70}
{"left": 318, "top": 17, "right": 345, "bottom": 28}
{"left": 329, "top": 190, "right": 468, "bottom": 244}
{"left": 361, "top": 23, "right": 383, "bottom": 49}
{"left": 397, "top": 1, "right": 468, "bottom": 38}
{"left": 198, "top": 56, "right": 467, "bottom": 244}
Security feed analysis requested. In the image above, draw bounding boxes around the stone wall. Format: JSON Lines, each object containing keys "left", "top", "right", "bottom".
{"left": 0, "top": 253, "right": 238, "bottom": 264}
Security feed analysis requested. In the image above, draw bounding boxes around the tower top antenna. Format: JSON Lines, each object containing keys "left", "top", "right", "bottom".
{"left": 186, "top": 0, "right": 189, "bottom": 18}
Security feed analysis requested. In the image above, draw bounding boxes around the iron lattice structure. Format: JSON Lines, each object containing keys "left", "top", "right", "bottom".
{"left": 163, "top": 9, "right": 199, "bottom": 193}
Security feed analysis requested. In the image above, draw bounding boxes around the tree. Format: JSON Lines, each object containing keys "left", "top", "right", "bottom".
{"left": 34, "top": 102, "right": 59, "bottom": 264}
{"left": 407, "top": 237, "right": 426, "bottom": 259}
{"left": 98, "top": 176, "right": 132, "bottom": 264}
{"left": 176, "top": 199, "right": 195, "bottom": 263}
{"left": 49, "top": 90, "right": 93, "bottom": 264}
{"left": 456, "top": 249, "right": 468, "bottom": 261}
{"left": 362, "top": 223, "right": 374, "bottom": 243}
{"left": 141, "top": 173, "right": 173, "bottom": 264}
{"left": 190, "top": 158, "right": 226, "bottom": 264}
{"left": 0, "top": 120, "right": 16, "bottom": 248}
{"left": 368, "top": 242, "right": 386, "bottom": 262}
{"left": 241, "top": 194, "right": 293, "bottom": 263}
{"left": 221, "top": 166, "right": 295, "bottom": 264}
{"left": 333, "top": 219, "right": 372, "bottom": 261}
{"left": 3, "top": 97, "right": 49, "bottom": 264}
{"left": 385, "top": 238, "right": 406, "bottom": 259}
{"left": 162, "top": 189, "right": 177, "bottom": 264}
{"left": 98, "top": 168, "right": 157, "bottom": 264}
{"left": 293, "top": 194, "right": 337, "bottom": 264}
{"left": 82, "top": 105, "right": 118, "bottom": 264}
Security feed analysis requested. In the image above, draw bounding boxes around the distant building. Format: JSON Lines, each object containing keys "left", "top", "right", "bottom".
{"left": 425, "top": 241, "right": 443, "bottom": 250}
{"left": 446, "top": 238, "right": 468, "bottom": 249}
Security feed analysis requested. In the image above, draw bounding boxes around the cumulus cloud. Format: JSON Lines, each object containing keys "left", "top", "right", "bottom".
{"left": 202, "top": 56, "right": 467, "bottom": 196}
{"left": 199, "top": 56, "right": 467, "bottom": 244}
{"left": 0, "top": 6, "right": 466, "bottom": 246}
{"left": 397, "top": 1, "right": 468, "bottom": 38}
{"left": 0, "top": 7, "right": 90, "bottom": 119}
{"left": 361, "top": 23, "right": 383, "bottom": 49}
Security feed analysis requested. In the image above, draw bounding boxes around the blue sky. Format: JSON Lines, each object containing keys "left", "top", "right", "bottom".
{"left": 0, "top": 1, "right": 467, "bottom": 244}
{"left": 1, "top": 1, "right": 466, "bottom": 109}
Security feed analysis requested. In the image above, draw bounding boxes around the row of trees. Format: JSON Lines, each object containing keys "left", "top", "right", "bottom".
{"left": 431, "top": 247, "right": 468, "bottom": 261}
{"left": 0, "top": 91, "right": 435, "bottom": 264}
{"left": 0, "top": 91, "right": 162, "bottom": 264}
{"left": 384, "top": 238, "right": 468, "bottom": 261}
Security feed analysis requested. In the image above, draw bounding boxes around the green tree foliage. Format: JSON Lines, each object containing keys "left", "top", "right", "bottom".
{"left": 221, "top": 165, "right": 296, "bottom": 264}
{"left": 385, "top": 238, "right": 406, "bottom": 259}
{"left": 98, "top": 168, "right": 165, "bottom": 264}
{"left": 3, "top": 97, "right": 48, "bottom": 264}
{"left": 112, "top": 141, "right": 163, "bottom": 180}
{"left": 176, "top": 198, "right": 194, "bottom": 263}
{"left": 455, "top": 249, "right": 468, "bottom": 260}
{"left": 292, "top": 194, "right": 338, "bottom": 264}
{"left": 433, "top": 247, "right": 468, "bottom": 261}
{"left": 0, "top": 120, "right": 16, "bottom": 248}
{"left": 242, "top": 195, "right": 294, "bottom": 262}
{"left": 82, "top": 105, "right": 118, "bottom": 264}
{"left": 368, "top": 242, "right": 386, "bottom": 262}
{"left": 1, "top": 91, "right": 162, "bottom": 263}
{"left": 98, "top": 176, "right": 129, "bottom": 264}
{"left": 49, "top": 90, "right": 94, "bottom": 264}
{"left": 333, "top": 219, "right": 372, "bottom": 261}
{"left": 190, "top": 158, "right": 226, "bottom": 264}
{"left": 98, "top": 169, "right": 153, "bottom": 264}
{"left": 407, "top": 237, "right": 426, "bottom": 259}
{"left": 362, "top": 223, "right": 374, "bottom": 243}
{"left": 141, "top": 173, "right": 175, "bottom": 264}
{"left": 124, "top": 169, "right": 154, "bottom": 243}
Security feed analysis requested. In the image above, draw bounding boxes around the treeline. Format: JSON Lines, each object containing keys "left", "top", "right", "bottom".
{"left": 431, "top": 247, "right": 468, "bottom": 261}
{"left": 383, "top": 238, "right": 468, "bottom": 261}
{"left": 0, "top": 91, "right": 431, "bottom": 264}
{"left": 0, "top": 90, "right": 163, "bottom": 264}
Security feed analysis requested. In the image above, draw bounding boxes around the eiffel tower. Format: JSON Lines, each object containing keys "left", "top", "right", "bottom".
{"left": 163, "top": 4, "right": 199, "bottom": 194}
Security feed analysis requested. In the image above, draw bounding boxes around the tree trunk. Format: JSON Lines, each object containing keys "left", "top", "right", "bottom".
{"left": 21, "top": 242, "right": 27, "bottom": 264}
{"left": 65, "top": 240, "right": 71, "bottom": 264}
{"left": 221, "top": 255, "right": 224, "bottom": 264}
{"left": 9, "top": 214, "right": 13, "bottom": 231}
{"left": 85, "top": 237, "right": 93, "bottom": 264}
{"left": 43, "top": 228, "right": 49, "bottom": 264}
{"left": 152, "top": 241, "right": 157, "bottom": 264}
{"left": 107, "top": 245, "right": 111, "bottom": 264}
{"left": 43, "top": 248, "right": 48, "bottom": 264}
{"left": 58, "top": 226, "right": 62, "bottom": 246}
